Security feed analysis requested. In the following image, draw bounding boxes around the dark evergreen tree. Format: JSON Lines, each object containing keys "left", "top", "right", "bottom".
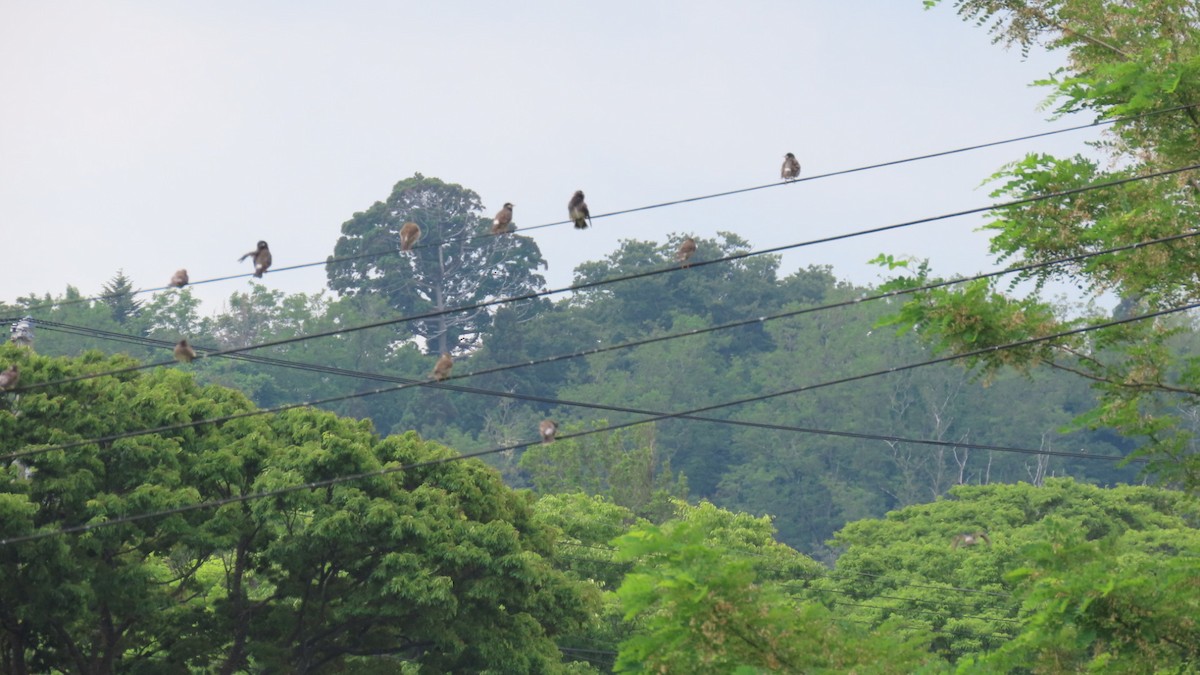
{"left": 100, "top": 269, "right": 142, "bottom": 326}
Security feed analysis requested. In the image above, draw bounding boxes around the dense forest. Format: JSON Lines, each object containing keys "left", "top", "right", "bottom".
{"left": 1, "top": 231, "right": 1146, "bottom": 556}
{"left": 3, "top": 0, "right": 1200, "bottom": 671}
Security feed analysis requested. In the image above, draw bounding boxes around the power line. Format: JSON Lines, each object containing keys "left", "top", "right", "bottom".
{"left": 13, "top": 103, "right": 1190, "bottom": 315}
{"left": 13, "top": 283, "right": 1183, "bottom": 464}
{"left": 16, "top": 214, "right": 1194, "bottom": 466}
{"left": 1, "top": 302, "right": 1187, "bottom": 545}
{"left": 18, "top": 223, "right": 1200, "bottom": 466}
{"left": 14, "top": 160, "right": 1200, "bottom": 395}
{"left": 31, "top": 318, "right": 1141, "bottom": 465}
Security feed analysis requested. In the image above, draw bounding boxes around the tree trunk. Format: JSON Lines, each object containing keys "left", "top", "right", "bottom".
{"left": 219, "top": 537, "right": 253, "bottom": 675}
{"left": 435, "top": 246, "right": 448, "bottom": 355}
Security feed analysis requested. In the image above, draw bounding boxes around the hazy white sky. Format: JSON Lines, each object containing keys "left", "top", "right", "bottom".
{"left": 0, "top": 2, "right": 1098, "bottom": 314}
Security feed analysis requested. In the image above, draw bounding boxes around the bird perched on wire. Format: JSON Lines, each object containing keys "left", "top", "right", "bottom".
{"left": 675, "top": 237, "right": 697, "bottom": 268}
{"left": 239, "top": 241, "right": 272, "bottom": 278}
{"left": 173, "top": 339, "right": 197, "bottom": 363}
{"left": 432, "top": 353, "right": 453, "bottom": 381}
{"left": 950, "top": 532, "right": 991, "bottom": 549}
{"left": 568, "top": 191, "right": 592, "bottom": 229}
{"left": 168, "top": 269, "right": 189, "bottom": 288}
{"left": 492, "top": 203, "right": 514, "bottom": 235}
{"left": 0, "top": 365, "right": 18, "bottom": 390}
{"left": 539, "top": 419, "right": 558, "bottom": 444}
{"left": 399, "top": 222, "right": 422, "bottom": 252}
{"left": 781, "top": 152, "right": 801, "bottom": 181}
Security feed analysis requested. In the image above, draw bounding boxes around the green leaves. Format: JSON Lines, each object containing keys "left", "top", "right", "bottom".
{"left": 611, "top": 517, "right": 941, "bottom": 673}
{"left": 824, "top": 478, "right": 1200, "bottom": 665}
{"left": 0, "top": 349, "right": 599, "bottom": 672}
{"left": 894, "top": 0, "right": 1200, "bottom": 491}
{"left": 976, "top": 523, "right": 1200, "bottom": 671}
{"left": 325, "top": 174, "right": 548, "bottom": 356}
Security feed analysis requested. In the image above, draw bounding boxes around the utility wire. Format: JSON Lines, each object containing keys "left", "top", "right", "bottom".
{"left": 32, "top": 318, "right": 1141, "bottom": 465}
{"left": 0, "top": 302, "right": 1187, "bottom": 546}
{"left": 13, "top": 103, "right": 1190, "bottom": 315}
{"left": 13, "top": 272, "right": 1185, "bottom": 463}
{"left": 13, "top": 160, "right": 1200, "bottom": 395}
{"left": 11, "top": 220, "right": 1198, "bottom": 464}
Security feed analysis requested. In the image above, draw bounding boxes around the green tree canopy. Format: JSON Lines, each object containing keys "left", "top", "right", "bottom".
{"left": 891, "top": 0, "right": 1200, "bottom": 488}
{"left": 823, "top": 478, "right": 1200, "bottom": 663}
{"left": 0, "top": 345, "right": 597, "bottom": 673}
{"left": 612, "top": 513, "right": 941, "bottom": 673}
{"left": 325, "top": 174, "right": 548, "bottom": 356}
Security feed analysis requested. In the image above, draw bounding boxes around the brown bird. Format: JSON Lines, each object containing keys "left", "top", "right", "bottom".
{"left": 432, "top": 353, "right": 453, "bottom": 381}
{"left": 169, "top": 269, "right": 189, "bottom": 288}
{"left": 0, "top": 365, "right": 18, "bottom": 390}
{"left": 781, "top": 152, "right": 801, "bottom": 181}
{"left": 239, "top": 241, "right": 272, "bottom": 278}
{"left": 568, "top": 190, "right": 591, "bottom": 229}
{"left": 492, "top": 203, "right": 514, "bottom": 235}
{"left": 173, "top": 339, "right": 197, "bottom": 363}
{"left": 951, "top": 532, "right": 991, "bottom": 549}
{"left": 539, "top": 419, "right": 558, "bottom": 444}
{"left": 675, "top": 237, "right": 697, "bottom": 268}
{"left": 399, "top": 222, "right": 422, "bottom": 252}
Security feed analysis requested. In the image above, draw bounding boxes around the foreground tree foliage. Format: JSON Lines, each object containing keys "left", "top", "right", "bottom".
{"left": 962, "top": 521, "right": 1200, "bottom": 672}
{"left": 0, "top": 346, "right": 595, "bottom": 673}
{"left": 611, "top": 511, "right": 942, "bottom": 673}
{"left": 823, "top": 478, "right": 1200, "bottom": 666}
{"left": 8, "top": 238, "right": 1144, "bottom": 557}
{"left": 889, "top": 0, "right": 1200, "bottom": 487}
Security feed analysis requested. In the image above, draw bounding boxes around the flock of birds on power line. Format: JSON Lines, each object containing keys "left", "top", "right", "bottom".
{"left": 1, "top": 151, "right": 999, "bottom": 548}
{"left": 1, "top": 153, "right": 809, "bottom": 451}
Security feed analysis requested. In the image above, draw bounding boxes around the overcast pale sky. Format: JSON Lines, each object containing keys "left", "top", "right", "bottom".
{"left": 0, "top": 2, "right": 1097, "bottom": 314}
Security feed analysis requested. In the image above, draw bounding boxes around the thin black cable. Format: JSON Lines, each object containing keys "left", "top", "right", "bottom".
{"left": 30, "top": 314, "right": 1132, "bottom": 461}
{"left": 17, "top": 218, "right": 1200, "bottom": 441}
{"left": 14, "top": 103, "right": 1194, "bottom": 315}
{"left": 18, "top": 282, "right": 1152, "bottom": 461}
{"left": 14, "top": 160, "right": 1200, "bottom": 395}
{"left": 557, "top": 647, "right": 618, "bottom": 657}
{"left": 0, "top": 302, "right": 1186, "bottom": 546}
{"left": 12, "top": 291, "right": 1183, "bottom": 464}
{"left": 22, "top": 211, "right": 1197, "bottom": 461}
